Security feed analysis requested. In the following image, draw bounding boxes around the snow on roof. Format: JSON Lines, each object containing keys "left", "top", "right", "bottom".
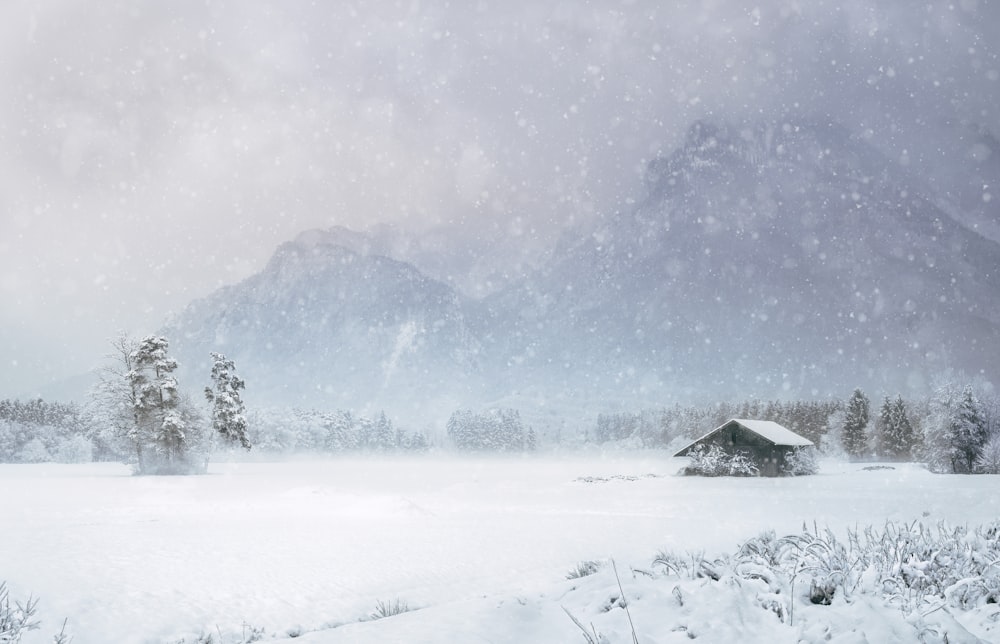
{"left": 673, "top": 418, "right": 813, "bottom": 456}
{"left": 727, "top": 419, "right": 813, "bottom": 446}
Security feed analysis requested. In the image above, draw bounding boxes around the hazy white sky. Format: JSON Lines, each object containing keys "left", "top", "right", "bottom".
{"left": 1, "top": 0, "right": 997, "bottom": 396}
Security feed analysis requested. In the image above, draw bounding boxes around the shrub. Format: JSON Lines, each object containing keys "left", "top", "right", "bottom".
{"left": 0, "top": 582, "right": 40, "bottom": 643}
{"left": 15, "top": 438, "right": 51, "bottom": 464}
{"left": 369, "top": 599, "right": 410, "bottom": 620}
{"left": 682, "top": 444, "right": 759, "bottom": 477}
{"left": 681, "top": 444, "right": 727, "bottom": 476}
{"left": 782, "top": 446, "right": 819, "bottom": 476}
{"left": 652, "top": 520, "right": 1000, "bottom": 621}
{"left": 567, "top": 560, "right": 603, "bottom": 579}
{"left": 54, "top": 436, "right": 95, "bottom": 464}
{"left": 727, "top": 451, "right": 759, "bottom": 476}
{"left": 975, "top": 433, "right": 1000, "bottom": 474}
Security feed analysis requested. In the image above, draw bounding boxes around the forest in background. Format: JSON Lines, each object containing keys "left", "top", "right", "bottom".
{"left": 2, "top": 379, "right": 998, "bottom": 475}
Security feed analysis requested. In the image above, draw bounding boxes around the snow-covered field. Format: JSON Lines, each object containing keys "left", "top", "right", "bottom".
{"left": 2, "top": 454, "right": 999, "bottom": 643}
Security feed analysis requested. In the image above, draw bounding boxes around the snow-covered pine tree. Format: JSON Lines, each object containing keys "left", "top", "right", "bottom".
{"left": 499, "top": 409, "right": 524, "bottom": 452}
{"left": 371, "top": 411, "right": 395, "bottom": 451}
{"left": 976, "top": 433, "right": 1000, "bottom": 474}
{"left": 924, "top": 383, "right": 959, "bottom": 473}
{"left": 129, "top": 335, "right": 203, "bottom": 474}
{"left": 526, "top": 426, "right": 538, "bottom": 451}
{"left": 323, "top": 410, "right": 358, "bottom": 452}
{"left": 406, "top": 430, "right": 430, "bottom": 451}
{"left": 875, "top": 397, "right": 893, "bottom": 459}
{"left": 924, "top": 382, "right": 988, "bottom": 473}
{"left": 842, "top": 388, "right": 870, "bottom": 460}
{"left": 951, "top": 386, "right": 988, "bottom": 473}
{"left": 446, "top": 409, "right": 475, "bottom": 450}
{"left": 204, "top": 352, "right": 251, "bottom": 450}
{"left": 886, "top": 396, "right": 915, "bottom": 461}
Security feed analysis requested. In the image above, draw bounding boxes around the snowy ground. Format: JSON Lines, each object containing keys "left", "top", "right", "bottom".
{"left": 2, "top": 454, "right": 999, "bottom": 643}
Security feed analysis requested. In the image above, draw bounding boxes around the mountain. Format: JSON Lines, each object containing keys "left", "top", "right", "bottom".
{"left": 481, "top": 119, "right": 1000, "bottom": 402}
{"left": 310, "top": 222, "right": 550, "bottom": 299}
{"left": 482, "top": 122, "right": 1000, "bottom": 398}
{"left": 165, "top": 230, "right": 485, "bottom": 422}
{"left": 166, "top": 118, "right": 1000, "bottom": 426}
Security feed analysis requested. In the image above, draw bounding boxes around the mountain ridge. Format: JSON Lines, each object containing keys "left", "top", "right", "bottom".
{"left": 165, "top": 117, "right": 1000, "bottom": 425}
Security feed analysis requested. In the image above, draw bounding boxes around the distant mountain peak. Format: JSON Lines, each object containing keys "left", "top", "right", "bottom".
{"left": 166, "top": 117, "right": 1000, "bottom": 426}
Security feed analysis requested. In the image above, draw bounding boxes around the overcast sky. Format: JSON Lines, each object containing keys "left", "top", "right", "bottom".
{"left": 1, "top": 0, "right": 997, "bottom": 396}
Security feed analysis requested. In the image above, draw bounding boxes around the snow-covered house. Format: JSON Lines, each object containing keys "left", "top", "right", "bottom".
{"left": 673, "top": 419, "right": 814, "bottom": 477}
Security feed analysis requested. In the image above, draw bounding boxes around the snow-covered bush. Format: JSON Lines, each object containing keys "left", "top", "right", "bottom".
{"left": 566, "top": 560, "right": 603, "bottom": 579}
{"left": 653, "top": 520, "right": 1000, "bottom": 619}
{"left": 16, "top": 438, "right": 51, "bottom": 464}
{"left": 726, "top": 450, "right": 760, "bottom": 476}
{"left": 53, "top": 435, "right": 94, "bottom": 464}
{"left": 369, "top": 599, "right": 410, "bottom": 620}
{"left": 447, "top": 408, "right": 533, "bottom": 452}
{"left": 975, "top": 433, "right": 1000, "bottom": 474}
{"left": 681, "top": 444, "right": 727, "bottom": 476}
{"left": 681, "top": 444, "right": 759, "bottom": 477}
{"left": 782, "top": 446, "right": 819, "bottom": 476}
{"left": 0, "top": 582, "right": 39, "bottom": 643}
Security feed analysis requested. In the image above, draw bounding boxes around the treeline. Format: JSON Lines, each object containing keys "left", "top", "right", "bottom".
{"left": 594, "top": 399, "right": 840, "bottom": 449}
{"left": 0, "top": 398, "right": 102, "bottom": 463}
{"left": 446, "top": 408, "right": 537, "bottom": 452}
{"left": 247, "top": 408, "right": 429, "bottom": 453}
{"left": 4, "top": 373, "right": 998, "bottom": 471}
{"left": 590, "top": 381, "right": 1000, "bottom": 475}
{"left": 0, "top": 402, "right": 432, "bottom": 463}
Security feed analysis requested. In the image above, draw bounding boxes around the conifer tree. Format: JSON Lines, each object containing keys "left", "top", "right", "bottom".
{"left": 205, "top": 352, "right": 251, "bottom": 450}
{"left": 889, "top": 396, "right": 915, "bottom": 461}
{"left": 875, "top": 397, "right": 893, "bottom": 458}
{"left": 842, "top": 388, "right": 870, "bottom": 460}
{"left": 950, "top": 386, "right": 988, "bottom": 473}
{"left": 129, "top": 335, "right": 203, "bottom": 473}
{"left": 371, "top": 411, "right": 395, "bottom": 450}
{"left": 877, "top": 395, "right": 915, "bottom": 461}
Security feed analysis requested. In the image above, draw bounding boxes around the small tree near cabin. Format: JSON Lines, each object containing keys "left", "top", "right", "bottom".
{"left": 205, "top": 352, "right": 251, "bottom": 450}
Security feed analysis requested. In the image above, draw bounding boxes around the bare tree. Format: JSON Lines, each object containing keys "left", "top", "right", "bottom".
{"left": 89, "top": 332, "right": 142, "bottom": 466}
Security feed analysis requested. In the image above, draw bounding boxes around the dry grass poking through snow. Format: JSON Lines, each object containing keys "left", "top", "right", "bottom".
{"left": 634, "top": 520, "right": 1000, "bottom": 642}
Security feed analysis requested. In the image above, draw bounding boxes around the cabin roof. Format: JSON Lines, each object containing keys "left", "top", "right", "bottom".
{"left": 673, "top": 418, "right": 813, "bottom": 456}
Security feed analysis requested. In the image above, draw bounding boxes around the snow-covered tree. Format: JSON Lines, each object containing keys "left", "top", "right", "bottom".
{"left": 370, "top": 411, "right": 395, "bottom": 451}
{"left": 204, "top": 352, "right": 251, "bottom": 450}
{"left": 525, "top": 426, "right": 538, "bottom": 451}
{"left": 94, "top": 334, "right": 206, "bottom": 475}
{"left": 447, "top": 408, "right": 528, "bottom": 452}
{"left": 924, "top": 383, "right": 989, "bottom": 474}
{"left": 976, "top": 433, "right": 1000, "bottom": 474}
{"left": 879, "top": 395, "right": 915, "bottom": 461}
{"left": 130, "top": 336, "right": 186, "bottom": 472}
{"left": 90, "top": 332, "right": 143, "bottom": 465}
{"left": 842, "top": 389, "right": 870, "bottom": 460}
{"left": 324, "top": 410, "right": 359, "bottom": 451}
{"left": 782, "top": 446, "right": 820, "bottom": 476}
{"left": 924, "top": 383, "right": 959, "bottom": 473}
{"left": 16, "top": 437, "right": 51, "bottom": 463}
{"left": 951, "top": 386, "right": 988, "bottom": 473}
